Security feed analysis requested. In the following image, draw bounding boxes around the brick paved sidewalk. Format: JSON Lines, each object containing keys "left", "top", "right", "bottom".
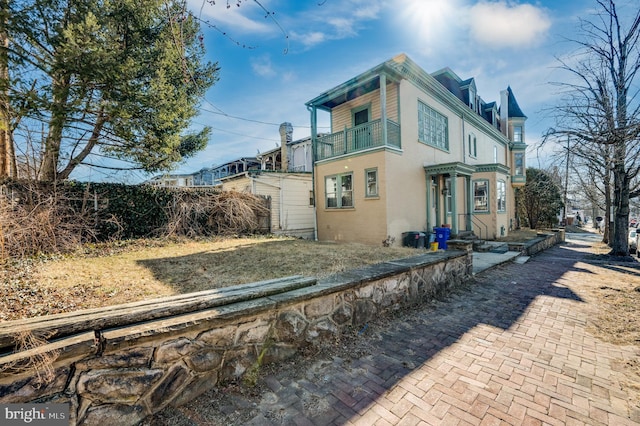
{"left": 147, "top": 237, "right": 640, "bottom": 426}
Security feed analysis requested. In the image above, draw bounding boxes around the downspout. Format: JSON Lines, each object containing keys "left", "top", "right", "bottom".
{"left": 461, "top": 113, "right": 466, "bottom": 162}
{"left": 280, "top": 175, "right": 285, "bottom": 231}
{"left": 425, "top": 173, "right": 431, "bottom": 232}
{"left": 461, "top": 113, "right": 471, "bottom": 232}
{"left": 307, "top": 104, "right": 318, "bottom": 241}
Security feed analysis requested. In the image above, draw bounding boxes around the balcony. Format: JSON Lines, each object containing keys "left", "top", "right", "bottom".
{"left": 315, "top": 119, "right": 400, "bottom": 161}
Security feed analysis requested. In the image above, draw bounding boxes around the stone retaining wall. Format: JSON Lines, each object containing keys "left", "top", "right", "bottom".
{"left": 0, "top": 246, "right": 472, "bottom": 426}
{"left": 507, "top": 231, "right": 563, "bottom": 256}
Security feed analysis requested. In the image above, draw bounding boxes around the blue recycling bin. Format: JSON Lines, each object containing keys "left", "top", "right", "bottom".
{"left": 434, "top": 227, "right": 450, "bottom": 249}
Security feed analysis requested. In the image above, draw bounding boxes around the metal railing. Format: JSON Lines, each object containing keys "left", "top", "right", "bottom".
{"left": 458, "top": 213, "right": 488, "bottom": 240}
{"left": 315, "top": 119, "right": 401, "bottom": 161}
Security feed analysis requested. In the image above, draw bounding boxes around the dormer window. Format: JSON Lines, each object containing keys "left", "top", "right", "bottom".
{"left": 469, "top": 88, "right": 476, "bottom": 111}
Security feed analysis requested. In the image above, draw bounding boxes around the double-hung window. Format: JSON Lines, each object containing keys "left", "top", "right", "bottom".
{"left": 513, "top": 126, "right": 523, "bottom": 142}
{"left": 365, "top": 168, "right": 378, "bottom": 197}
{"left": 325, "top": 173, "right": 353, "bottom": 208}
{"left": 497, "top": 180, "right": 506, "bottom": 212}
{"left": 418, "top": 101, "right": 448, "bottom": 150}
{"left": 468, "top": 134, "right": 477, "bottom": 158}
{"left": 445, "top": 178, "right": 452, "bottom": 214}
{"left": 514, "top": 153, "right": 524, "bottom": 176}
{"left": 473, "top": 180, "right": 489, "bottom": 212}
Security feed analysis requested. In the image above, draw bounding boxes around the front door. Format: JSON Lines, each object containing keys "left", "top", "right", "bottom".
{"left": 352, "top": 107, "right": 371, "bottom": 150}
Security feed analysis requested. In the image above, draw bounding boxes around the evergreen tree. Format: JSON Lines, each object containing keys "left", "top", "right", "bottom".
{"left": 3, "top": 0, "right": 218, "bottom": 180}
{"left": 520, "top": 168, "right": 564, "bottom": 229}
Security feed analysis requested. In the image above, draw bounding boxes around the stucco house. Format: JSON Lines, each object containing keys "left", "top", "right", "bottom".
{"left": 220, "top": 123, "right": 315, "bottom": 239}
{"left": 306, "top": 53, "right": 527, "bottom": 246}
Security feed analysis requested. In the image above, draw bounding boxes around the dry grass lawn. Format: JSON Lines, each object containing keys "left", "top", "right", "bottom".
{"left": 0, "top": 236, "right": 419, "bottom": 321}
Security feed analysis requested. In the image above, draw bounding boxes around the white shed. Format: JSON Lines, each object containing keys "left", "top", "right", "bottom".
{"left": 221, "top": 171, "right": 314, "bottom": 239}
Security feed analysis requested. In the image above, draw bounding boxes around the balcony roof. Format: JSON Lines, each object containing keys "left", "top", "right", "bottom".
{"left": 305, "top": 56, "right": 405, "bottom": 111}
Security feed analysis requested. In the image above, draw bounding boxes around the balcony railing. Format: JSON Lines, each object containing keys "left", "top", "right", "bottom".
{"left": 315, "top": 119, "right": 401, "bottom": 161}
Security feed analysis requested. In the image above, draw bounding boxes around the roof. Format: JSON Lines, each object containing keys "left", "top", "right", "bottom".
{"left": 305, "top": 54, "right": 407, "bottom": 110}
{"left": 506, "top": 86, "right": 527, "bottom": 119}
{"left": 258, "top": 135, "right": 312, "bottom": 157}
{"left": 307, "top": 53, "right": 525, "bottom": 141}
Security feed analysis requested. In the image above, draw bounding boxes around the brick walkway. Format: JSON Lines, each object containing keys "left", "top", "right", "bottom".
{"left": 147, "top": 236, "right": 640, "bottom": 426}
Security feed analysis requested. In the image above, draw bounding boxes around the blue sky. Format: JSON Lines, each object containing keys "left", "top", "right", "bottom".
{"left": 87, "top": 0, "right": 603, "bottom": 182}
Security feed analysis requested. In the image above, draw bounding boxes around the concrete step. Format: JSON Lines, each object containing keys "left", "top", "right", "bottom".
{"left": 475, "top": 243, "right": 493, "bottom": 252}
{"left": 490, "top": 243, "right": 509, "bottom": 254}
{"left": 474, "top": 241, "right": 509, "bottom": 253}
{"left": 457, "top": 230, "right": 477, "bottom": 240}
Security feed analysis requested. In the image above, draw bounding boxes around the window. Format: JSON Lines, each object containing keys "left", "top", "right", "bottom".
{"left": 493, "top": 146, "right": 498, "bottom": 163}
{"left": 418, "top": 101, "right": 449, "bottom": 150}
{"left": 352, "top": 105, "right": 370, "bottom": 126}
{"left": 365, "top": 168, "right": 378, "bottom": 197}
{"left": 445, "top": 178, "right": 452, "bottom": 214}
{"left": 468, "top": 134, "right": 477, "bottom": 157}
{"left": 473, "top": 180, "right": 489, "bottom": 212}
{"left": 309, "top": 190, "right": 314, "bottom": 206}
{"left": 497, "top": 180, "right": 506, "bottom": 212}
{"left": 513, "top": 126, "right": 523, "bottom": 142}
{"left": 325, "top": 173, "right": 353, "bottom": 208}
{"left": 514, "top": 153, "right": 524, "bottom": 176}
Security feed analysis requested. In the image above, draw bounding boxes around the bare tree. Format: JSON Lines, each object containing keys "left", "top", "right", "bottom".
{"left": 548, "top": 0, "right": 640, "bottom": 255}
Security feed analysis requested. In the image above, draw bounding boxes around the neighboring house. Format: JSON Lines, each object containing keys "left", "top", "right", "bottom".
{"left": 220, "top": 123, "right": 315, "bottom": 239}
{"left": 146, "top": 173, "right": 195, "bottom": 188}
{"left": 257, "top": 125, "right": 313, "bottom": 173}
{"left": 209, "top": 157, "right": 261, "bottom": 186}
{"left": 147, "top": 158, "right": 261, "bottom": 188}
{"left": 192, "top": 167, "right": 216, "bottom": 186}
{"left": 306, "top": 53, "right": 527, "bottom": 246}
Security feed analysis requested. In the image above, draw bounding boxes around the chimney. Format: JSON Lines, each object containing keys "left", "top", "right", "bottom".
{"left": 279, "top": 122, "right": 293, "bottom": 171}
{"left": 500, "top": 89, "right": 509, "bottom": 137}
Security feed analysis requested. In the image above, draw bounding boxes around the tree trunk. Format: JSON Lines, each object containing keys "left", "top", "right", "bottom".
{"left": 57, "top": 109, "right": 106, "bottom": 180}
{"left": 610, "top": 159, "right": 630, "bottom": 255}
{"left": 0, "top": 0, "right": 13, "bottom": 178}
{"left": 40, "top": 74, "right": 71, "bottom": 181}
{"left": 603, "top": 174, "right": 611, "bottom": 244}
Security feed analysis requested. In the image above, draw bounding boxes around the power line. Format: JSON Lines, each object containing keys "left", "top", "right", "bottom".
{"left": 199, "top": 105, "right": 316, "bottom": 128}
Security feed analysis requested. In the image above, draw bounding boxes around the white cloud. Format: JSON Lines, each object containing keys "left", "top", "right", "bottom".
{"left": 187, "top": 0, "right": 274, "bottom": 35}
{"left": 469, "top": 1, "right": 551, "bottom": 48}
{"left": 353, "top": 4, "right": 382, "bottom": 20}
{"left": 290, "top": 31, "right": 327, "bottom": 49}
{"left": 251, "top": 55, "right": 276, "bottom": 77}
{"left": 287, "top": 0, "right": 384, "bottom": 50}
{"left": 327, "top": 17, "right": 358, "bottom": 38}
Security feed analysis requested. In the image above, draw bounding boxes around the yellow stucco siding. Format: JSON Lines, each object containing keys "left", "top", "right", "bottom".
{"left": 397, "top": 80, "right": 465, "bottom": 165}
{"left": 314, "top": 61, "right": 522, "bottom": 245}
{"left": 315, "top": 151, "right": 389, "bottom": 245}
{"left": 470, "top": 172, "right": 513, "bottom": 239}
{"left": 462, "top": 121, "right": 507, "bottom": 166}
{"left": 384, "top": 148, "right": 428, "bottom": 241}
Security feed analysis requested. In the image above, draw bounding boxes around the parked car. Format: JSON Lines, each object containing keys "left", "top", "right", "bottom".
{"left": 629, "top": 229, "right": 638, "bottom": 254}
